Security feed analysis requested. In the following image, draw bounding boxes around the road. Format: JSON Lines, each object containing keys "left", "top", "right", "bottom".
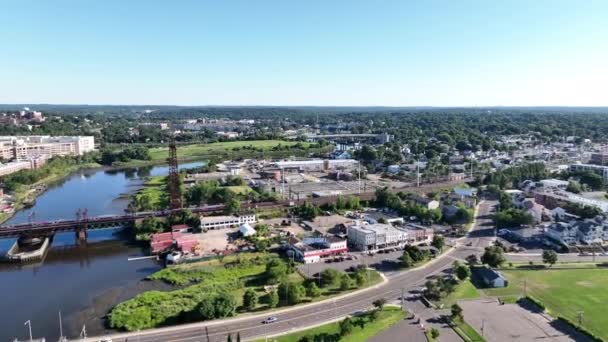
{"left": 81, "top": 200, "right": 498, "bottom": 342}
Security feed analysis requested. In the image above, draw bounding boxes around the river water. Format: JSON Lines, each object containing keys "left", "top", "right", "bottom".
{"left": 0, "top": 162, "right": 202, "bottom": 341}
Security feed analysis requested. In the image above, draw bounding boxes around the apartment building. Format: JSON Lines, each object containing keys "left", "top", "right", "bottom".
{"left": 0, "top": 157, "right": 46, "bottom": 177}
{"left": 0, "top": 136, "right": 95, "bottom": 161}
{"left": 569, "top": 163, "right": 608, "bottom": 184}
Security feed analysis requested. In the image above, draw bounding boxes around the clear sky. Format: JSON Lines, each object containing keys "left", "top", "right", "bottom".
{"left": 1, "top": 0, "right": 607, "bottom": 106}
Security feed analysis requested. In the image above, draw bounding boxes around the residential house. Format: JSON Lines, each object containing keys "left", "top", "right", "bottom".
{"left": 475, "top": 267, "right": 508, "bottom": 288}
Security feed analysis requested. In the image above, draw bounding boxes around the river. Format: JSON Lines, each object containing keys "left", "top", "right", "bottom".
{"left": 0, "top": 162, "right": 203, "bottom": 341}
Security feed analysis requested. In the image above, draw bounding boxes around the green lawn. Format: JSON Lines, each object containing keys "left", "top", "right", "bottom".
{"left": 225, "top": 185, "right": 254, "bottom": 195}
{"left": 483, "top": 268, "right": 608, "bottom": 339}
{"left": 254, "top": 306, "right": 405, "bottom": 342}
{"left": 437, "top": 279, "right": 481, "bottom": 308}
{"left": 148, "top": 140, "right": 317, "bottom": 162}
{"left": 453, "top": 319, "right": 486, "bottom": 342}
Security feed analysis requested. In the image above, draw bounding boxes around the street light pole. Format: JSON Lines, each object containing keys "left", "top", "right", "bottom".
{"left": 24, "top": 320, "right": 33, "bottom": 342}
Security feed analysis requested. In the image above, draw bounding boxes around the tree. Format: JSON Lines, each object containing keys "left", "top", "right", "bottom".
{"left": 321, "top": 268, "right": 342, "bottom": 288}
{"left": 279, "top": 282, "right": 306, "bottom": 305}
{"left": 225, "top": 197, "right": 241, "bottom": 215}
{"left": 214, "top": 292, "right": 237, "bottom": 318}
{"left": 243, "top": 289, "right": 258, "bottom": 311}
{"left": 451, "top": 303, "right": 463, "bottom": 321}
{"left": 306, "top": 282, "right": 321, "bottom": 298}
{"left": 430, "top": 327, "right": 440, "bottom": 340}
{"left": 227, "top": 334, "right": 232, "bottom": 342}
{"left": 431, "top": 235, "right": 445, "bottom": 251}
{"left": 339, "top": 317, "right": 353, "bottom": 336}
{"left": 298, "top": 337, "right": 313, "bottom": 342}
{"left": 465, "top": 254, "right": 479, "bottom": 265}
{"left": 403, "top": 245, "right": 426, "bottom": 263}
{"left": 455, "top": 264, "right": 471, "bottom": 281}
{"left": 481, "top": 246, "right": 506, "bottom": 268}
{"left": 372, "top": 298, "right": 386, "bottom": 310}
{"left": 267, "top": 290, "right": 279, "bottom": 308}
{"left": 566, "top": 181, "right": 583, "bottom": 194}
{"left": 542, "top": 250, "right": 558, "bottom": 267}
{"left": 340, "top": 274, "right": 354, "bottom": 291}
{"left": 265, "top": 258, "right": 288, "bottom": 284}
{"left": 400, "top": 251, "right": 414, "bottom": 268}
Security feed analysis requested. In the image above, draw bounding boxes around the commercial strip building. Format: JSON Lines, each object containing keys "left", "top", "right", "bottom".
{"left": 0, "top": 136, "right": 95, "bottom": 161}
{"left": 346, "top": 222, "right": 433, "bottom": 251}
{"left": 199, "top": 214, "right": 256, "bottom": 230}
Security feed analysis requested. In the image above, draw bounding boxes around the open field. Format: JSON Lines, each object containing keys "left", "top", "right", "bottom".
{"left": 254, "top": 306, "right": 405, "bottom": 342}
{"left": 437, "top": 279, "right": 480, "bottom": 308}
{"left": 148, "top": 140, "right": 319, "bottom": 162}
{"left": 483, "top": 268, "right": 608, "bottom": 340}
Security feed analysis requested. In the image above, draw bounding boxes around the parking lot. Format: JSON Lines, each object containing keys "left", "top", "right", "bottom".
{"left": 460, "top": 298, "right": 592, "bottom": 342}
{"left": 297, "top": 249, "right": 406, "bottom": 278}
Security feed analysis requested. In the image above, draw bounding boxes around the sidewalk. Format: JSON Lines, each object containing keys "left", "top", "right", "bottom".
{"left": 408, "top": 300, "right": 463, "bottom": 342}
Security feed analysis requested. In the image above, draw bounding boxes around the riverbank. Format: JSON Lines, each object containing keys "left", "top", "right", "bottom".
{"left": 0, "top": 162, "right": 102, "bottom": 225}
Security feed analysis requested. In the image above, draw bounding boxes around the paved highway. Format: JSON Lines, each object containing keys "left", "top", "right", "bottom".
{"left": 82, "top": 200, "right": 497, "bottom": 342}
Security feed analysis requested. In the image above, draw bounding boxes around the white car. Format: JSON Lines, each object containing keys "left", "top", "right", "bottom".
{"left": 263, "top": 316, "right": 278, "bottom": 324}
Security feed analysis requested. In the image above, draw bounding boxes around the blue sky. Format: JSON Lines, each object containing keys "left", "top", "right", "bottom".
{"left": 0, "top": 0, "right": 607, "bottom": 106}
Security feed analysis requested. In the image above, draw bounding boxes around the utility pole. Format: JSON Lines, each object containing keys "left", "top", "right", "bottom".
{"left": 481, "top": 318, "right": 485, "bottom": 338}
{"left": 24, "top": 320, "right": 32, "bottom": 342}
{"left": 59, "top": 311, "right": 66, "bottom": 342}
{"left": 401, "top": 288, "right": 405, "bottom": 311}
{"left": 578, "top": 311, "right": 584, "bottom": 326}
{"left": 524, "top": 279, "right": 527, "bottom": 296}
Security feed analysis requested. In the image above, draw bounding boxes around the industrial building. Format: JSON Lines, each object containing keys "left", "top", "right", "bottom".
{"left": 271, "top": 159, "right": 359, "bottom": 172}
{"left": 199, "top": 214, "right": 256, "bottom": 230}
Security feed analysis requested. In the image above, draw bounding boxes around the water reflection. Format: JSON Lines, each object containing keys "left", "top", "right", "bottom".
{"left": 0, "top": 162, "right": 202, "bottom": 341}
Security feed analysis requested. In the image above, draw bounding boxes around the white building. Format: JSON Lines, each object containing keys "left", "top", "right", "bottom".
{"left": 200, "top": 214, "right": 256, "bottom": 230}
{"left": 272, "top": 159, "right": 358, "bottom": 171}
{"left": 0, "top": 136, "right": 95, "bottom": 161}
{"left": 239, "top": 223, "right": 256, "bottom": 237}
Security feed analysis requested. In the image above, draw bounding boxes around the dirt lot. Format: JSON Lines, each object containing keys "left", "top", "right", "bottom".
{"left": 459, "top": 298, "right": 592, "bottom": 342}
{"left": 193, "top": 229, "right": 235, "bottom": 254}
{"left": 261, "top": 217, "right": 309, "bottom": 236}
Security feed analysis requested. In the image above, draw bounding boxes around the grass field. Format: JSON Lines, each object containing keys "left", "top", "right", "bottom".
{"left": 254, "top": 306, "right": 405, "bottom": 342}
{"left": 483, "top": 268, "right": 608, "bottom": 340}
{"left": 148, "top": 140, "right": 317, "bottom": 162}
{"left": 437, "top": 279, "right": 481, "bottom": 308}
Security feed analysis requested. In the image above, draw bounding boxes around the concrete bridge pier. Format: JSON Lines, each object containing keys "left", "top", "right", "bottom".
{"left": 75, "top": 226, "right": 88, "bottom": 244}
